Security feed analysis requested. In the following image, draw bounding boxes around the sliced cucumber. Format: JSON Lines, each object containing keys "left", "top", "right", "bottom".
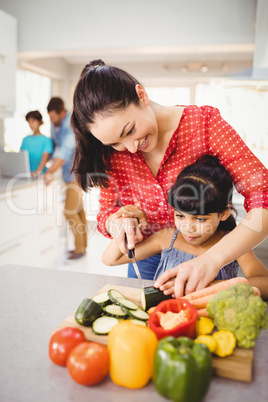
{"left": 103, "top": 304, "right": 127, "bottom": 318}
{"left": 141, "top": 286, "right": 173, "bottom": 311}
{"left": 114, "top": 297, "right": 139, "bottom": 311}
{"left": 92, "top": 316, "right": 119, "bottom": 335}
{"left": 75, "top": 298, "right": 103, "bottom": 327}
{"left": 128, "top": 319, "right": 147, "bottom": 326}
{"left": 91, "top": 291, "right": 111, "bottom": 307}
{"left": 108, "top": 289, "right": 126, "bottom": 304}
{"left": 127, "top": 308, "right": 149, "bottom": 321}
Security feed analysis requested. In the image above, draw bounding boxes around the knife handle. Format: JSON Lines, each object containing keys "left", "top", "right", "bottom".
{"left": 124, "top": 233, "right": 135, "bottom": 259}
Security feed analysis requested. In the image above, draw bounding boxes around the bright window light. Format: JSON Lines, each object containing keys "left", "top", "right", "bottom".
{"left": 4, "top": 70, "right": 52, "bottom": 152}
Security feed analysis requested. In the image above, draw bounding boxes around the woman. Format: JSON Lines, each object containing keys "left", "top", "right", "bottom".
{"left": 71, "top": 59, "right": 268, "bottom": 296}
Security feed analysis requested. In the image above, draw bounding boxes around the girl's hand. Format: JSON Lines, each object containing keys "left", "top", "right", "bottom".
{"left": 106, "top": 205, "right": 147, "bottom": 254}
{"left": 154, "top": 253, "right": 219, "bottom": 298}
{"left": 154, "top": 277, "right": 176, "bottom": 298}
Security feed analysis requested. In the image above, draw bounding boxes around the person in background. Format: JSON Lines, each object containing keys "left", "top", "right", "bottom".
{"left": 70, "top": 59, "right": 268, "bottom": 294}
{"left": 20, "top": 110, "right": 53, "bottom": 176}
{"left": 44, "top": 97, "right": 87, "bottom": 263}
{"left": 102, "top": 155, "right": 268, "bottom": 300}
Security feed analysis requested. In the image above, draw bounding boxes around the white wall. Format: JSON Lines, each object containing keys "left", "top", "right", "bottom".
{"left": 0, "top": 0, "right": 257, "bottom": 54}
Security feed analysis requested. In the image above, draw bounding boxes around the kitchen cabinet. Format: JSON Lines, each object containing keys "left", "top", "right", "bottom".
{"left": 0, "top": 178, "right": 62, "bottom": 268}
{"left": 0, "top": 10, "right": 17, "bottom": 118}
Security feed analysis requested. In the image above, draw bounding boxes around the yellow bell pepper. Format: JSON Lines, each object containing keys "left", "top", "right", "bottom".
{"left": 194, "top": 335, "right": 217, "bottom": 353}
{"left": 107, "top": 321, "right": 158, "bottom": 389}
{"left": 196, "top": 317, "right": 214, "bottom": 336}
{"left": 212, "top": 330, "right": 236, "bottom": 357}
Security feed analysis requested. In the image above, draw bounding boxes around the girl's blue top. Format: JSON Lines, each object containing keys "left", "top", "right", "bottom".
{"left": 154, "top": 229, "right": 239, "bottom": 281}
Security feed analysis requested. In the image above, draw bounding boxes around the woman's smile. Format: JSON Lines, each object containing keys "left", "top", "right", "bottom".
{"left": 139, "top": 135, "right": 149, "bottom": 151}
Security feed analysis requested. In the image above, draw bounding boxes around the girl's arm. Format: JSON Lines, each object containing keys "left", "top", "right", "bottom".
{"left": 237, "top": 249, "right": 268, "bottom": 300}
{"left": 101, "top": 228, "right": 172, "bottom": 266}
{"left": 155, "top": 208, "right": 268, "bottom": 298}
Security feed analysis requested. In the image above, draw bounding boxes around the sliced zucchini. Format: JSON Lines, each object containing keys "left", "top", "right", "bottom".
{"left": 75, "top": 298, "right": 103, "bottom": 327}
{"left": 141, "top": 286, "right": 173, "bottom": 311}
{"left": 127, "top": 308, "right": 149, "bottom": 321}
{"left": 103, "top": 304, "right": 127, "bottom": 318}
{"left": 92, "top": 316, "right": 119, "bottom": 335}
{"left": 91, "top": 291, "right": 111, "bottom": 307}
{"left": 128, "top": 319, "right": 147, "bottom": 326}
{"left": 114, "top": 297, "right": 139, "bottom": 311}
{"left": 108, "top": 289, "right": 126, "bottom": 304}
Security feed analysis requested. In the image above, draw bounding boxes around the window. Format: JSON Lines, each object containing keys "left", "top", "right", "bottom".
{"left": 195, "top": 80, "right": 268, "bottom": 167}
{"left": 145, "top": 86, "right": 191, "bottom": 106}
{"left": 4, "top": 69, "right": 52, "bottom": 152}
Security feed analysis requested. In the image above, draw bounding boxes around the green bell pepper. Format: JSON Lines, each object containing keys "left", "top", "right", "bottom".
{"left": 153, "top": 336, "right": 212, "bottom": 402}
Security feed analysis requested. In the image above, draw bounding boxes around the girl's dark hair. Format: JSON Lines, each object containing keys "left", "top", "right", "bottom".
{"left": 25, "top": 110, "right": 43, "bottom": 124}
{"left": 71, "top": 59, "right": 141, "bottom": 190}
{"left": 168, "top": 155, "right": 237, "bottom": 230}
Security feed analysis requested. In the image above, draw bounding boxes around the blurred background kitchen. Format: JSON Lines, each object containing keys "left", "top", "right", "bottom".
{"left": 0, "top": 0, "right": 267, "bottom": 275}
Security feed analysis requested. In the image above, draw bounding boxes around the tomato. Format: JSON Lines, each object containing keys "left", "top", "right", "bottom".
{"left": 49, "top": 327, "right": 86, "bottom": 366}
{"left": 67, "top": 342, "right": 109, "bottom": 386}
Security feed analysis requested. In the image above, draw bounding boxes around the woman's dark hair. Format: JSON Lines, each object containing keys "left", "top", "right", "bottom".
{"left": 168, "top": 155, "right": 237, "bottom": 230}
{"left": 71, "top": 59, "right": 141, "bottom": 190}
{"left": 25, "top": 110, "right": 43, "bottom": 124}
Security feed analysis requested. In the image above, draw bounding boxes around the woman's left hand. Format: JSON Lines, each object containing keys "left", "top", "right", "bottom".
{"left": 154, "top": 253, "right": 219, "bottom": 298}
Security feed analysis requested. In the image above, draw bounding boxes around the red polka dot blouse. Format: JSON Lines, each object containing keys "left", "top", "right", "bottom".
{"left": 97, "top": 105, "right": 268, "bottom": 238}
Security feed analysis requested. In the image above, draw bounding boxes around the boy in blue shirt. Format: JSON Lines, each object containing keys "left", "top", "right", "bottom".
{"left": 20, "top": 110, "right": 53, "bottom": 176}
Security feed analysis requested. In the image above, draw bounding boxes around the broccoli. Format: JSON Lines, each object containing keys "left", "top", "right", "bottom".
{"left": 206, "top": 283, "right": 268, "bottom": 348}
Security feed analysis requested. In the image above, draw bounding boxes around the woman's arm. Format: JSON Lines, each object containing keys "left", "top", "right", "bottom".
{"left": 102, "top": 228, "right": 169, "bottom": 266}
{"left": 155, "top": 208, "right": 268, "bottom": 298}
{"left": 237, "top": 249, "right": 268, "bottom": 300}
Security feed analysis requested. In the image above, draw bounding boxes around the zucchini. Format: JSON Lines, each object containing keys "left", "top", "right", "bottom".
{"left": 114, "top": 297, "right": 139, "bottom": 311}
{"left": 75, "top": 298, "right": 103, "bottom": 326}
{"left": 92, "top": 316, "right": 119, "bottom": 335}
{"left": 108, "top": 289, "right": 126, "bottom": 304}
{"left": 127, "top": 308, "right": 149, "bottom": 321}
{"left": 141, "top": 286, "right": 173, "bottom": 311}
{"left": 128, "top": 319, "right": 147, "bottom": 326}
{"left": 103, "top": 304, "right": 127, "bottom": 318}
{"left": 91, "top": 291, "right": 111, "bottom": 307}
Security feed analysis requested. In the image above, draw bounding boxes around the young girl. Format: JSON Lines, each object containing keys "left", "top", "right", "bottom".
{"left": 102, "top": 156, "right": 268, "bottom": 299}
{"left": 20, "top": 110, "right": 53, "bottom": 176}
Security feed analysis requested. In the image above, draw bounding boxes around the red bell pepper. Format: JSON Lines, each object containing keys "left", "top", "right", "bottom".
{"left": 148, "top": 299, "right": 198, "bottom": 340}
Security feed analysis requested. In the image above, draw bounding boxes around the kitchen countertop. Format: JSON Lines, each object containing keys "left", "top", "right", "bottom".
{"left": 0, "top": 265, "right": 267, "bottom": 402}
{"left": 0, "top": 176, "right": 38, "bottom": 193}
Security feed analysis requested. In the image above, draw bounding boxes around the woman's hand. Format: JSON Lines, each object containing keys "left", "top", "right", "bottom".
{"left": 106, "top": 205, "right": 148, "bottom": 254}
{"left": 154, "top": 253, "right": 220, "bottom": 298}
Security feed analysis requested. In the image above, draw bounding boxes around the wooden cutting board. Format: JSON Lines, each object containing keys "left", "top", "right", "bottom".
{"left": 52, "top": 283, "right": 254, "bottom": 383}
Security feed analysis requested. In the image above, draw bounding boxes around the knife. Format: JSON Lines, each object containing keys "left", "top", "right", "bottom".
{"left": 125, "top": 234, "right": 144, "bottom": 289}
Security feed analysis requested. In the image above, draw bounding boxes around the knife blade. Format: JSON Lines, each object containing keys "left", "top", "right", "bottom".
{"left": 125, "top": 234, "right": 144, "bottom": 289}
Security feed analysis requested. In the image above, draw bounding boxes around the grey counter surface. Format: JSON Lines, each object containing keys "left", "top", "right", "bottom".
{"left": 0, "top": 264, "right": 267, "bottom": 402}
{"left": 0, "top": 176, "right": 37, "bottom": 193}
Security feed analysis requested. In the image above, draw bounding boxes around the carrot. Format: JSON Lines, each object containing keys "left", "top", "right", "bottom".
{"left": 147, "top": 306, "right": 157, "bottom": 315}
{"left": 197, "top": 308, "right": 210, "bottom": 317}
{"left": 252, "top": 286, "right": 261, "bottom": 297}
{"left": 182, "top": 277, "right": 248, "bottom": 302}
{"left": 188, "top": 294, "right": 215, "bottom": 309}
